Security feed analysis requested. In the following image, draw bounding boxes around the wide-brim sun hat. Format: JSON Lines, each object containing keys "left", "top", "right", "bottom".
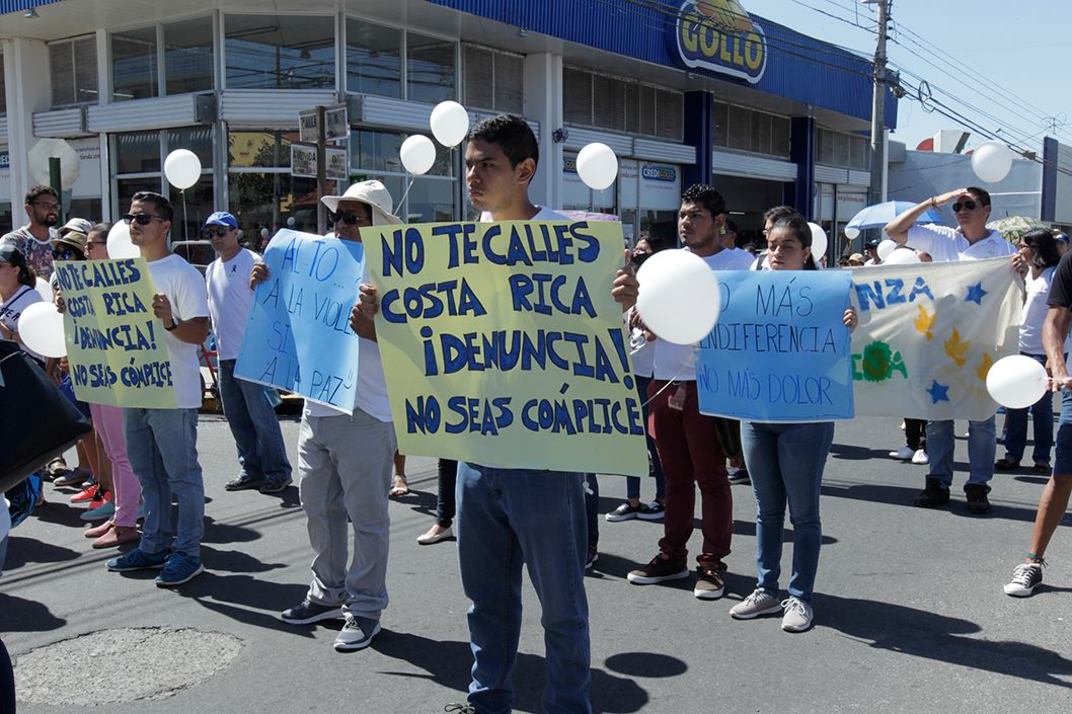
{"left": 321, "top": 180, "right": 402, "bottom": 226}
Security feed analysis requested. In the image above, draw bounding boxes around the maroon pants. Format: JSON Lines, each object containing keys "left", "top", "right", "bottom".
{"left": 649, "top": 380, "right": 732, "bottom": 569}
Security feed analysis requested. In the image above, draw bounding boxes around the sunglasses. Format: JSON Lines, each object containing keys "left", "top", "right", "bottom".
{"left": 330, "top": 209, "right": 369, "bottom": 226}
{"left": 204, "top": 227, "right": 231, "bottom": 238}
{"left": 122, "top": 213, "right": 165, "bottom": 226}
{"left": 52, "top": 246, "right": 82, "bottom": 260}
{"left": 952, "top": 200, "right": 977, "bottom": 212}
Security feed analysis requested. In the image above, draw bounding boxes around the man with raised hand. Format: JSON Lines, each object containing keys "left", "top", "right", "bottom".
{"left": 104, "top": 191, "right": 210, "bottom": 587}
{"left": 204, "top": 211, "right": 292, "bottom": 496}
{"left": 359, "top": 115, "right": 638, "bottom": 714}
{"left": 886, "top": 186, "right": 1016, "bottom": 514}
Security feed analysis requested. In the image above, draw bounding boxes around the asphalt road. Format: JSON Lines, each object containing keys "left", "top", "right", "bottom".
{"left": 3, "top": 412, "right": 1071, "bottom": 713}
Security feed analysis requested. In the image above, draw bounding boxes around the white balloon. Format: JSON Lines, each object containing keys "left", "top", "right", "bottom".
{"left": 17, "top": 301, "right": 66, "bottom": 358}
{"left": 106, "top": 221, "right": 140, "bottom": 259}
{"left": 877, "top": 239, "right": 898, "bottom": 262}
{"left": 971, "top": 141, "right": 1013, "bottom": 184}
{"left": 429, "top": 101, "right": 470, "bottom": 148}
{"left": 883, "top": 247, "right": 921, "bottom": 265}
{"left": 34, "top": 277, "right": 52, "bottom": 302}
{"left": 986, "top": 355, "right": 1048, "bottom": 409}
{"left": 807, "top": 222, "right": 828, "bottom": 263}
{"left": 576, "top": 143, "right": 619, "bottom": 191}
{"left": 636, "top": 250, "right": 720, "bottom": 344}
{"left": 400, "top": 135, "right": 437, "bottom": 175}
{"left": 844, "top": 226, "right": 860, "bottom": 240}
{"left": 164, "top": 149, "right": 202, "bottom": 190}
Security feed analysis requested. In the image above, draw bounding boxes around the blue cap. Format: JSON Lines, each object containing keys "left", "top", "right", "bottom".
{"left": 1056, "top": 232, "right": 1069, "bottom": 244}
{"left": 204, "top": 211, "right": 238, "bottom": 229}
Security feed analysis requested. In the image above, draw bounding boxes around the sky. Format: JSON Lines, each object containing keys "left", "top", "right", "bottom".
{"left": 741, "top": 0, "right": 1072, "bottom": 152}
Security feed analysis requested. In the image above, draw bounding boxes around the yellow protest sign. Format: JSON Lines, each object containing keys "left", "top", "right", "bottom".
{"left": 54, "top": 258, "right": 178, "bottom": 409}
{"left": 364, "top": 221, "right": 648, "bottom": 476}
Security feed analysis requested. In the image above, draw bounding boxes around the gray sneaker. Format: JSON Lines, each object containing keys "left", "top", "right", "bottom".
{"left": 781, "top": 596, "right": 814, "bottom": 632}
{"left": 1004, "top": 562, "right": 1043, "bottom": 597}
{"left": 729, "top": 589, "right": 783, "bottom": 619}
{"left": 334, "top": 615, "right": 381, "bottom": 651}
{"left": 279, "top": 598, "right": 343, "bottom": 625}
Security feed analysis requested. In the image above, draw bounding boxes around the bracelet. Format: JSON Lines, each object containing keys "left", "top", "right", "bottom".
{"left": 1027, "top": 552, "right": 1045, "bottom": 563}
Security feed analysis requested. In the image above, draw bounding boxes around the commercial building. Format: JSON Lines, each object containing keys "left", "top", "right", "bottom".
{"left": 0, "top": 0, "right": 895, "bottom": 255}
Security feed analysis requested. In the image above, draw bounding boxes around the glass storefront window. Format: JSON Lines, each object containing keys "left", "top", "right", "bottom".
{"left": 349, "top": 129, "right": 450, "bottom": 177}
{"left": 112, "top": 26, "right": 158, "bottom": 101}
{"left": 164, "top": 17, "right": 214, "bottom": 95}
{"left": 225, "top": 14, "right": 335, "bottom": 90}
{"left": 229, "top": 130, "right": 295, "bottom": 169}
{"left": 228, "top": 173, "right": 323, "bottom": 235}
{"left": 404, "top": 178, "right": 454, "bottom": 223}
{"left": 406, "top": 32, "right": 455, "bottom": 104}
{"left": 167, "top": 126, "right": 214, "bottom": 169}
{"left": 115, "top": 132, "right": 161, "bottom": 174}
{"left": 346, "top": 19, "right": 402, "bottom": 98}
{"left": 169, "top": 180, "right": 216, "bottom": 244}
{"left": 49, "top": 37, "right": 98, "bottom": 107}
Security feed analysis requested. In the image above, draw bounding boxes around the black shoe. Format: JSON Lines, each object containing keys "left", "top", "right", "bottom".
{"left": 585, "top": 545, "right": 599, "bottom": 571}
{"left": 259, "top": 476, "right": 293, "bottom": 494}
{"left": 279, "top": 598, "right": 344, "bottom": 625}
{"left": 965, "top": 484, "right": 992, "bottom": 515}
{"left": 225, "top": 475, "right": 265, "bottom": 492}
{"left": 914, "top": 477, "right": 950, "bottom": 508}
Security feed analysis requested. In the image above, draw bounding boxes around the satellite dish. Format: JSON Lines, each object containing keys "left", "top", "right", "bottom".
{"left": 28, "top": 138, "right": 81, "bottom": 190}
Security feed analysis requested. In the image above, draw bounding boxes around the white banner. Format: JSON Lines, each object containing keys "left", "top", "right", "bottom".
{"left": 850, "top": 257, "right": 1023, "bottom": 420}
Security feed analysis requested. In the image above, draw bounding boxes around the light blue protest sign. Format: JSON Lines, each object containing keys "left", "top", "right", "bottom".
{"left": 235, "top": 229, "right": 363, "bottom": 411}
{"left": 695, "top": 270, "right": 854, "bottom": 422}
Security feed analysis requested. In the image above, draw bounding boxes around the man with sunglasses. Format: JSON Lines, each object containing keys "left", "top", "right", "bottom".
{"left": 886, "top": 186, "right": 1016, "bottom": 515}
{"left": 252, "top": 181, "right": 400, "bottom": 653}
{"left": 104, "top": 191, "right": 211, "bottom": 587}
{"left": 1, "top": 185, "right": 61, "bottom": 280}
{"left": 204, "top": 211, "right": 292, "bottom": 495}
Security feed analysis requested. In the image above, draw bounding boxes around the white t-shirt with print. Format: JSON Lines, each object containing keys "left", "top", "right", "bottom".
{"left": 206, "top": 248, "right": 257, "bottom": 361}
{"left": 651, "top": 247, "right": 748, "bottom": 380}
{"left": 1020, "top": 266, "right": 1072, "bottom": 354}
{"left": 905, "top": 224, "right": 1016, "bottom": 263}
{"left": 0, "top": 284, "right": 45, "bottom": 361}
{"left": 148, "top": 254, "right": 210, "bottom": 410}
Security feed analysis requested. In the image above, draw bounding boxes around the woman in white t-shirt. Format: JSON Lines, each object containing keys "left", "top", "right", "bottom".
{"left": 0, "top": 244, "right": 44, "bottom": 362}
{"left": 996, "top": 229, "right": 1065, "bottom": 474}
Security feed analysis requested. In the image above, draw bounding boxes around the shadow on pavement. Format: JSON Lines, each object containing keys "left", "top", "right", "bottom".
{"left": 30, "top": 501, "right": 88, "bottom": 528}
{"left": 819, "top": 482, "right": 1053, "bottom": 524}
{"left": 200, "top": 546, "right": 286, "bottom": 574}
{"left": 371, "top": 630, "right": 651, "bottom": 713}
{"left": 0, "top": 593, "right": 67, "bottom": 632}
{"left": 829, "top": 443, "right": 893, "bottom": 461}
{"left": 817, "top": 593, "right": 1072, "bottom": 689}
{"left": 202, "top": 516, "right": 261, "bottom": 545}
{"left": 177, "top": 573, "right": 316, "bottom": 637}
{"left": 0, "top": 536, "right": 80, "bottom": 571}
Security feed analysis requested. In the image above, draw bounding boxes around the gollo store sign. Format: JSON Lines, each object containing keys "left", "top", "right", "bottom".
{"left": 675, "top": 0, "right": 767, "bottom": 84}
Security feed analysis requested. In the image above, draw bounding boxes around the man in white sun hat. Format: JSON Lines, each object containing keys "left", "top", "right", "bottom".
{"left": 251, "top": 180, "right": 401, "bottom": 652}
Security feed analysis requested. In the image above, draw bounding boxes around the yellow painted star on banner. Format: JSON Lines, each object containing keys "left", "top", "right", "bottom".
{"left": 976, "top": 352, "right": 994, "bottom": 382}
{"left": 914, "top": 304, "right": 936, "bottom": 341}
{"left": 944, "top": 328, "right": 971, "bottom": 367}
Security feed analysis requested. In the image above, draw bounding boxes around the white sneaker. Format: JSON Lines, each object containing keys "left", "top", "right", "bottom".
{"left": 729, "top": 589, "right": 783, "bottom": 619}
{"left": 911, "top": 449, "right": 929, "bottom": 465}
{"left": 781, "top": 597, "right": 814, "bottom": 632}
{"left": 888, "top": 446, "right": 914, "bottom": 460}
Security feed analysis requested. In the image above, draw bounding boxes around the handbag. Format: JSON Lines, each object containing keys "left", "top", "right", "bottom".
{"left": 0, "top": 340, "right": 92, "bottom": 493}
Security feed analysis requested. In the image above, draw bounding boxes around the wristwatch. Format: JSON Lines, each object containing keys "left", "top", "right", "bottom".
{"left": 164, "top": 317, "right": 179, "bottom": 331}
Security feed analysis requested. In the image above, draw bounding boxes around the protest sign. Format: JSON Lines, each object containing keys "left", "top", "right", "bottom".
{"left": 54, "top": 258, "right": 177, "bottom": 409}
{"left": 364, "top": 220, "right": 649, "bottom": 476}
{"left": 695, "top": 270, "right": 854, "bottom": 422}
{"left": 235, "top": 229, "right": 364, "bottom": 411}
{"left": 850, "top": 257, "right": 1021, "bottom": 420}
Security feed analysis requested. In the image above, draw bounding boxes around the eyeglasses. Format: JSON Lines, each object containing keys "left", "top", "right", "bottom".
{"left": 122, "top": 213, "right": 165, "bottom": 226}
{"left": 204, "top": 227, "right": 231, "bottom": 238}
{"left": 952, "top": 200, "right": 977, "bottom": 212}
{"left": 330, "top": 209, "right": 369, "bottom": 226}
{"left": 32, "top": 201, "right": 60, "bottom": 212}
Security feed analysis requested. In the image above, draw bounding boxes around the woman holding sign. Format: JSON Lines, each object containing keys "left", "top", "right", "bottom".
{"left": 728, "top": 215, "right": 856, "bottom": 633}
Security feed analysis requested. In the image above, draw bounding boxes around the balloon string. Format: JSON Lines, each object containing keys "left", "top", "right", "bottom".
{"left": 637, "top": 365, "right": 693, "bottom": 411}
{"left": 181, "top": 189, "right": 189, "bottom": 243}
{"left": 394, "top": 176, "right": 417, "bottom": 217}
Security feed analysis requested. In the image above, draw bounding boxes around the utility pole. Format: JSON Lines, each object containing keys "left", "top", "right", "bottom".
{"left": 868, "top": 0, "right": 890, "bottom": 206}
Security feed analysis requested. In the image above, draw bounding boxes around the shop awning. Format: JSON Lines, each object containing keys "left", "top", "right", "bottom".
{"left": 1, "top": 0, "right": 63, "bottom": 15}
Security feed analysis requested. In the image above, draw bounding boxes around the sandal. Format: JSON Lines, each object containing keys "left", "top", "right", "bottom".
{"left": 389, "top": 474, "right": 410, "bottom": 498}
{"left": 994, "top": 458, "right": 1020, "bottom": 471}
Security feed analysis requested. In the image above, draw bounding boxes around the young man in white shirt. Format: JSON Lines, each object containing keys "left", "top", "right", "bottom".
{"left": 359, "top": 115, "right": 639, "bottom": 714}
{"left": 0, "top": 185, "right": 61, "bottom": 280}
{"left": 105, "top": 191, "right": 211, "bottom": 586}
{"left": 886, "top": 185, "right": 1016, "bottom": 515}
{"left": 261, "top": 181, "right": 399, "bottom": 653}
{"left": 204, "top": 211, "right": 292, "bottom": 495}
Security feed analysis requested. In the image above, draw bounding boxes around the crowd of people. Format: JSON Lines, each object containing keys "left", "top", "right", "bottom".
{"left": 2, "top": 112, "right": 1072, "bottom": 713}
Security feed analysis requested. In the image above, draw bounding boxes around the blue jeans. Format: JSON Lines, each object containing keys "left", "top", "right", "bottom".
{"left": 124, "top": 408, "right": 204, "bottom": 559}
{"left": 741, "top": 421, "right": 835, "bottom": 602}
{"left": 926, "top": 416, "right": 996, "bottom": 489}
{"left": 1002, "top": 353, "right": 1058, "bottom": 466}
{"left": 218, "top": 359, "right": 292, "bottom": 481}
{"left": 626, "top": 375, "right": 666, "bottom": 501}
{"left": 584, "top": 474, "right": 598, "bottom": 548}
{"left": 456, "top": 463, "right": 591, "bottom": 714}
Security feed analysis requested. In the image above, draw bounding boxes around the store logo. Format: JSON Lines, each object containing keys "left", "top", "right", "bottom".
{"left": 674, "top": 0, "right": 767, "bottom": 84}
{"left": 642, "top": 165, "right": 677, "bottom": 182}
{"left": 563, "top": 158, "right": 578, "bottom": 174}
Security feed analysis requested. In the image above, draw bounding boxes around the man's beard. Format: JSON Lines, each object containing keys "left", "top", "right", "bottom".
{"left": 41, "top": 215, "right": 59, "bottom": 228}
